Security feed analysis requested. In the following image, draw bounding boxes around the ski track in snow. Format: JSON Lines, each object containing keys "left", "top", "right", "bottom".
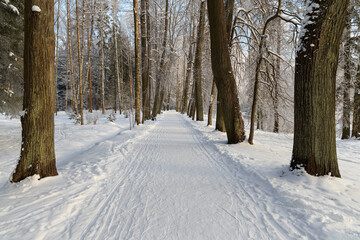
{"left": 0, "top": 111, "right": 359, "bottom": 239}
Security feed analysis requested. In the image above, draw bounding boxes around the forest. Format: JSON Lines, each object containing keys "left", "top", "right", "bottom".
{"left": 0, "top": 0, "right": 360, "bottom": 239}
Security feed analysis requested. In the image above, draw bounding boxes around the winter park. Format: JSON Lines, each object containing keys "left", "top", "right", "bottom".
{"left": 1, "top": 0, "right": 360, "bottom": 239}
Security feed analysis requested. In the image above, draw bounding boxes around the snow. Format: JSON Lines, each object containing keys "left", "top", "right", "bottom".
{"left": 2, "top": 0, "right": 19, "bottom": 15}
{"left": 296, "top": 1, "right": 321, "bottom": 54}
{"left": 31, "top": 5, "right": 41, "bottom": 13}
{"left": 0, "top": 111, "right": 359, "bottom": 239}
{"left": 8, "top": 4, "right": 18, "bottom": 15}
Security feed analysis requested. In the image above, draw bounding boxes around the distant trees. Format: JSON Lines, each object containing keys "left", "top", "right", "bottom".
{"left": 12, "top": 1, "right": 58, "bottom": 182}
{"left": 290, "top": 0, "right": 349, "bottom": 177}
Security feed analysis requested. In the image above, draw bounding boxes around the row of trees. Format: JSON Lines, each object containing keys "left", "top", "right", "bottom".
{"left": 5, "top": 0, "right": 359, "bottom": 182}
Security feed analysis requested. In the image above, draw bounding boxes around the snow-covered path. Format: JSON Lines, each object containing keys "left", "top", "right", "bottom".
{"left": 1, "top": 111, "right": 359, "bottom": 240}
{"left": 76, "top": 112, "right": 288, "bottom": 240}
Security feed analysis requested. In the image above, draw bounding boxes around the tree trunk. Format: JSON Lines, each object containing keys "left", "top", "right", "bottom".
{"left": 100, "top": 1, "right": 105, "bottom": 114}
{"left": 214, "top": 0, "right": 233, "bottom": 132}
{"left": 341, "top": 14, "right": 351, "bottom": 139}
{"left": 181, "top": 21, "right": 195, "bottom": 114}
{"left": 12, "top": 1, "right": 58, "bottom": 182}
{"left": 145, "top": 0, "right": 151, "bottom": 119}
{"left": 194, "top": 1, "right": 205, "bottom": 122}
{"left": 152, "top": 0, "right": 169, "bottom": 117}
{"left": 167, "top": 89, "right": 171, "bottom": 111}
{"left": 67, "top": 0, "right": 78, "bottom": 114}
{"left": 291, "top": 0, "right": 348, "bottom": 177}
{"left": 273, "top": 18, "right": 281, "bottom": 133}
{"left": 87, "top": 0, "right": 95, "bottom": 113}
{"left": 134, "top": 0, "right": 141, "bottom": 125}
{"left": 112, "top": 1, "right": 120, "bottom": 114}
{"left": 55, "top": 0, "right": 60, "bottom": 114}
{"left": 141, "top": 0, "right": 148, "bottom": 123}
{"left": 215, "top": 96, "right": 226, "bottom": 132}
{"left": 352, "top": 65, "right": 360, "bottom": 138}
{"left": 207, "top": 0, "right": 246, "bottom": 144}
{"left": 159, "top": 88, "right": 165, "bottom": 114}
{"left": 248, "top": 1, "right": 282, "bottom": 145}
{"left": 208, "top": 80, "right": 216, "bottom": 126}
{"left": 76, "top": 0, "right": 84, "bottom": 125}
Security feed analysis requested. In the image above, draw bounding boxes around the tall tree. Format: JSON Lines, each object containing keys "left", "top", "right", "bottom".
{"left": 290, "top": 0, "right": 348, "bottom": 177}
{"left": 112, "top": 0, "right": 121, "bottom": 114}
{"left": 181, "top": 14, "right": 195, "bottom": 114}
{"left": 193, "top": 0, "right": 206, "bottom": 121}
{"left": 152, "top": 0, "right": 169, "bottom": 117}
{"left": 76, "top": 0, "right": 85, "bottom": 125}
{"left": 99, "top": 0, "right": 105, "bottom": 114}
{"left": 12, "top": 1, "right": 58, "bottom": 182}
{"left": 145, "top": 0, "right": 151, "bottom": 119}
{"left": 207, "top": 0, "right": 246, "bottom": 143}
{"left": 141, "top": 0, "right": 148, "bottom": 123}
{"left": 248, "top": 0, "right": 282, "bottom": 145}
{"left": 67, "top": 0, "right": 78, "bottom": 114}
{"left": 134, "top": 0, "right": 141, "bottom": 125}
{"left": 87, "top": 0, "right": 96, "bottom": 113}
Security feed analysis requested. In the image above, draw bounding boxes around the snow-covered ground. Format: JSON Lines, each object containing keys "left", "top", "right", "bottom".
{"left": 0, "top": 111, "right": 359, "bottom": 239}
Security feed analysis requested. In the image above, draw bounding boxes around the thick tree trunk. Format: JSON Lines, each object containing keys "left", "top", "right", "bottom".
{"left": 152, "top": 0, "right": 169, "bottom": 117}
{"left": 291, "top": 0, "right": 348, "bottom": 177}
{"left": 12, "top": 1, "right": 58, "bottom": 182}
{"left": 134, "top": 0, "right": 141, "bottom": 125}
{"left": 341, "top": 15, "right": 351, "bottom": 139}
{"left": 194, "top": 1, "right": 206, "bottom": 122}
{"left": 207, "top": 0, "right": 246, "bottom": 144}
{"left": 215, "top": 96, "right": 226, "bottom": 132}
{"left": 208, "top": 80, "right": 216, "bottom": 126}
{"left": 214, "top": 0, "right": 233, "bottom": 132}
{"left": 352, "top": 65, "right": 360, "bottom": 138}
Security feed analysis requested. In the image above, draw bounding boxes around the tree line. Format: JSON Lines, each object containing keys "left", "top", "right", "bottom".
{"left": 0, "top": 0, "right": 358, "bottom": 182}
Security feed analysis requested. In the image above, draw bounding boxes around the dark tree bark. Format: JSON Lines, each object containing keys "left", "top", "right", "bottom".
{"left": 12, "top": 1, "right": 58, "bottom": 182}
{"left": 291, "top": 0, "right": 348, "bottom": 177}
{"left": 194, "top": 1, "right": 206, "bottom": 121}
{"left": 207, "top": 80, "right": 216, "bottom": 126}
{"left": 214, "top": 0, "right": 233, "bottom": 132}
{"left": 207, "top": 0, "right": 246, "bottom": 144}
